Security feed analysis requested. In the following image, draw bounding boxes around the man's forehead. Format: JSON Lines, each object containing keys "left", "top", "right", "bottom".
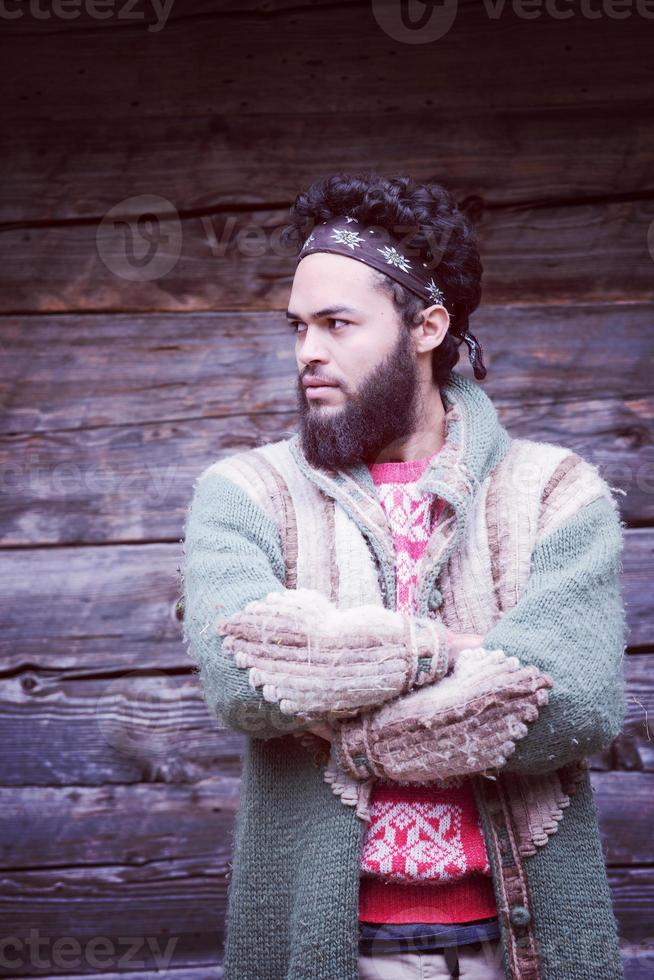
{"left": 290, "top": 251, "right": 380, "bottom": 305}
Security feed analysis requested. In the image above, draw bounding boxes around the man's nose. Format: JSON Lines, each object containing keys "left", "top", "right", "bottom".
{"left": 297, "top": 325, "right": 329, "bottom": 366}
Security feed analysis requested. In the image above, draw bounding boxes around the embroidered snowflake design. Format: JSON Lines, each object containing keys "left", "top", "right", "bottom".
{"left": 301, "top": 232, "right": 315, "bottom": 251}
{"left": 426, "top": 278, "right": 445, "bottom": 304}
{"left": 377, "top": 245, "right": 412, "bottom": 273}
{"left": 344, "top": 214, "right": 358, "bottom": 223}
{"left": 331, "top": 227, "right": 364, "bottom": 250}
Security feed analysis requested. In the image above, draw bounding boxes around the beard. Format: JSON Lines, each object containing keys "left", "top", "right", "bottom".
{"left": 296, "top": 324, "right": 421, "bottom": 471}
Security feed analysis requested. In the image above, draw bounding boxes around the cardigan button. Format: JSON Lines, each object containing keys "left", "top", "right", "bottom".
{"left": 428, "top": 589, "right": 443, "bottom": 610}
{"left": 509, "top": 905, "right": 532, "bottom": 928}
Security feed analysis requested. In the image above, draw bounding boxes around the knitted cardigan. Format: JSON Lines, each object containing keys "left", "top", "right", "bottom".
{"left": 180, "top": 370, "right": 628, "bottom": 980}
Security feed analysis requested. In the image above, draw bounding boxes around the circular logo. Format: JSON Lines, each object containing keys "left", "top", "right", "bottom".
{"left": 96, "top": 193, "right": 182, "bottom": 281}
{"left": 371, "top": 0, "right": 459, "bottom": 44}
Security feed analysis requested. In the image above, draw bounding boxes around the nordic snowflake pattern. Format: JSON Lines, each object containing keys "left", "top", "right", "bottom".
{"left": 361, "top": 802, "right": 466, "bottom": 880}
{"left": 376, "top": 244, "right": 412, "bottom": 273}
{"left": 360, "top": 798, "right": 491, "bottom": 881}
{"left": 330, "top": 227, "right": 365, "bottom": 250}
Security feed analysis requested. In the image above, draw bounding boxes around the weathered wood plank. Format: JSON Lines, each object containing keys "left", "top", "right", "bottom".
{"left": 19, "top": 969, "right": 223, "bottom": 980}
{"left": 0, "top": 669, "right": 246, "bottom": 785}
{"left": 620, "top": 530, "right": 654, "bottom": 650}
{"left": 1, "top": 772, "right": 651, "bottom": 869}
{"left": 0, "top": 536, "right": 650, "bottom": 669}
{"left": 608, "top": 868, "right": 654, "bottom": 943}
{"left": 0, "top": 840, "right": 650, "bottom": 974}
{"left": 1, "top": 394, "right": 650, "bottom": 543}
{"left": 0, "top": 645, "right": 650, "bottom": 785}
{"left": 0, "top": 776, "right": 651, "bottom": 974}
{"left": 608, "top": 651, "right": 654, "bottom": 772}
{"left": 2, "top": 1, "right": 651, "bottom": 118}
{"left": 0, "top": 779, "right": 239, "bottom": 869}
{"left": 29, "top": 969, "right": 223, "bottom": 980}
{"left": 3, "top": 106, "right": 653, "bottom": 225}
{"left": 17, "top": 958, "right": 652, "bottom": 980}
{"left": 592, "top": 771, "right": 654, "bottom": 865}
{"left": 1, "top": 199, "right": 652, "bottom": 312}
{"left": 0, "top": 778, "right": 651, "bottom": 973}
{"left": 623, "top": 943, "right": 654, "bottom": 980}
{"left": 0, "top": 859, "right": 225, "bottom": 974}
{"left": 1, "top": 305, "right": 652, "bottom": 544}
{"left": 0, "top": 543, "right": 185, "bottom": 674}
{"left": 2, "top": 305, "right": 650, "bottom": 434}
{"left": 0, "top": 412, "right": 293, "bottom": 546}
{"left": 0, "top": 297, "right": 654, "bottom": 434}
{"left": 5, "top": 947, "right": 654, "bottom": 980}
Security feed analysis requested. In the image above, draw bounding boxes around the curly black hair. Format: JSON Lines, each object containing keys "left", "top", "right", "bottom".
{"left": 284, "top": 172, "right": 484, "bottom": 385}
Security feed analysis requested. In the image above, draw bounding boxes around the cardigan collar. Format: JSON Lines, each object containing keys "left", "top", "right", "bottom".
{"left": 288, "top": 370, "right": 512, "bottom": 601}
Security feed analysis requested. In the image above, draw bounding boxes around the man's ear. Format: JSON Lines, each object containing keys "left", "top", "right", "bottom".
{"left": 414, "top": 304, "right": 450, "bottom": 354}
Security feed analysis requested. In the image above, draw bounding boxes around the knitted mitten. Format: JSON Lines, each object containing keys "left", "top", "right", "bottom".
{"left": 323, "top": 739, "right": 375, "bottom": 823}
{"left": 333, "top": 646, "right": 554, "bottom": 785}
{"left": 216, "top": 587, "right": 450, "bottom": 721}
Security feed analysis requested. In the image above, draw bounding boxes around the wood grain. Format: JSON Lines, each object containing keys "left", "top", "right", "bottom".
{"left": 2, "top": 197, "right": 653, "bottom": 312}
{"left": 1, "top": 305, "right": 652, "bottom": 548}
{"left": 0, "top": 774, "right": 651, "bottom": 972}
{"left": 0, "top": 639, "right": 651, "bottom": 786}
{"left": 3, "top": 0, "right": 653, "bottom": 973}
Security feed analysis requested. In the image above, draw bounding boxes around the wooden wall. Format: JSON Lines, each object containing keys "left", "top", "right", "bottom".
{"left": 1, "top": 1, "right": 653, "bottom": 976}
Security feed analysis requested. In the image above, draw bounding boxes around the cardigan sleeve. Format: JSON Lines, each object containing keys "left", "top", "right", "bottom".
{"left": 483, "top": 489, "right": 628, "bottom": 775}
{"left": 332, "top": 491, "right": 628, "bottom": 783}
{"left": 181, "top": 464, "right": 310, "bottom": 741}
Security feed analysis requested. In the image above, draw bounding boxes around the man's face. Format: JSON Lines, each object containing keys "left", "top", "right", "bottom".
{"left": 286, "top": 252, "right": 422, "bottom": 470}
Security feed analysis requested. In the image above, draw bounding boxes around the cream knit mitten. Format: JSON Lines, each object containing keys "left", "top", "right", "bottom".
{"left": 333, "top": 646, "right": 554, "bottom": 786}
{"left": 322, "top": 740, "right": 375, "bottom": 823}
{"left": 216, "top": 587, "right": 450, "bottom": 721}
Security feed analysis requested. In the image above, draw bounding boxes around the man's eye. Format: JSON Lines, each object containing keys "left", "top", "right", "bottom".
{"left": 288, "top": 319, "right": 349, "bottom": 333}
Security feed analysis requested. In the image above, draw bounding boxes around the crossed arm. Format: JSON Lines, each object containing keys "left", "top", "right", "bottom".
{"left": 215, "top": 587, "right": 461, "bottom": 720}
{"left": 183, "top": 467, "right": 627, "bottom": 782}
{"left": 182, "top": 467, "right": 475, "bottom": 739}
{"left": 329, "top": 491, "right": 628, "bottom": 784}
{"left": 303, "top": 627, "right": 485, "bottom": 742}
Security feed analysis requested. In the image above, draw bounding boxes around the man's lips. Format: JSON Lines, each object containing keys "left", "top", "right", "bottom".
{"left": 302, "top": 377, "right": 338, "bottom": 388}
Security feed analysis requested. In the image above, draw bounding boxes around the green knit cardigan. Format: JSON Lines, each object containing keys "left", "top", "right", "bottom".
{"left": 180, "top": 371, "right": 628, "bottom": 980}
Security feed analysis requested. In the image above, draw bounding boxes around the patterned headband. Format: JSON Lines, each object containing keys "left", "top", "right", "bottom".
{"left": 295, "top": 214, "right": 487, "bottom": 380}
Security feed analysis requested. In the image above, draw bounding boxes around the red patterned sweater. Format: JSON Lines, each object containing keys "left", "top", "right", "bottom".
{"left": 359, "top": 450, "right": 498, "bottom": 924}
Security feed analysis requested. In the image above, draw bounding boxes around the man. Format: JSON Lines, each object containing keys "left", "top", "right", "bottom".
{"left": 181, "top": 174, "right": 627, "bottom": 979}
